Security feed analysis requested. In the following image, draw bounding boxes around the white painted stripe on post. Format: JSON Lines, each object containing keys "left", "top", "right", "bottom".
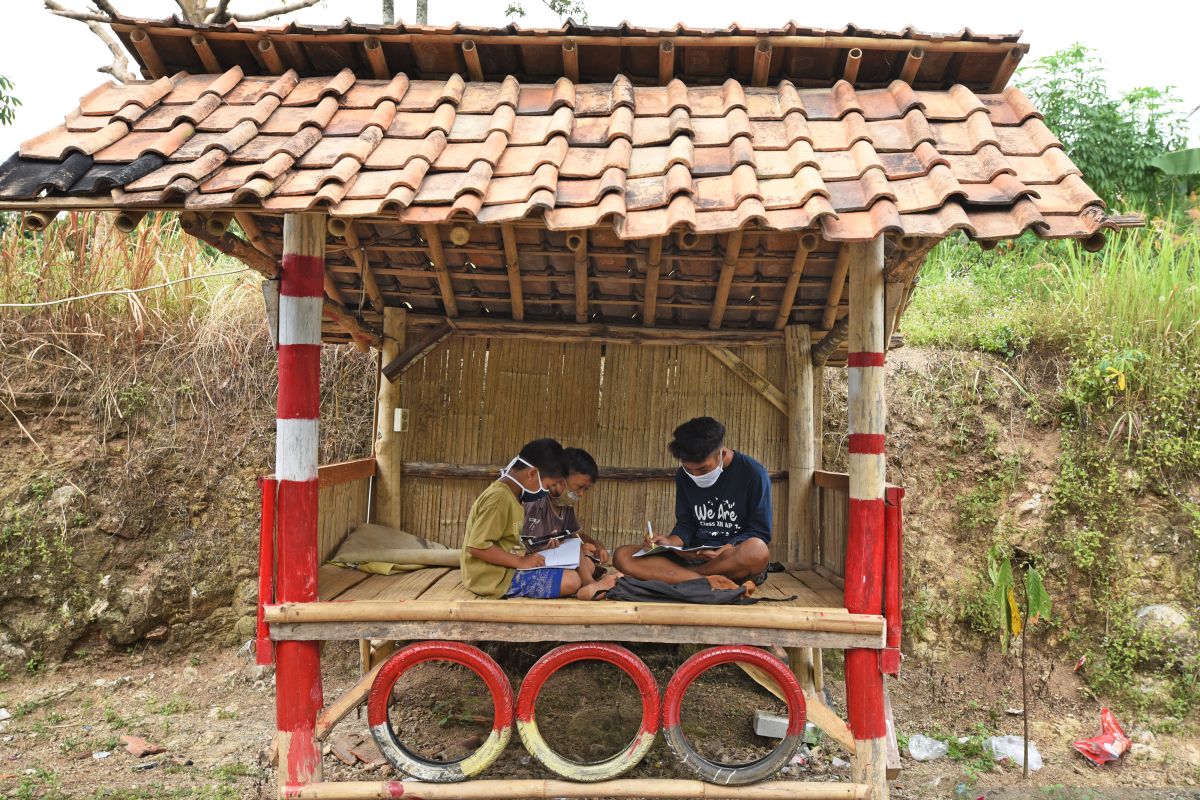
{"left": 848, "top": 453, "right": 886, "bottom": 500}
{"left": 278, "top": 295, "right": 325, "bottom": 347}
{"left": 275, "top": 418, "right": 320, "bottom": 482}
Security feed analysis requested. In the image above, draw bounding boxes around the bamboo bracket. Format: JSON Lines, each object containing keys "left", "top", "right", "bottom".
{"left": 820, "top": 244, "right": 851, "bottom": 331}
{"left": 641, "top": 237, "right": 664, "bottom": 327}
{"left": 705, "top": 346, "right": 788, "bottom": 415}
{"left": 339, "top": 224, "right": 385, "bottom": 312}
{"left": 499, "top": 224, "right": 525, "bottom": 321}
{"left": 567, "top": 230, "right": 589, "bottom": 323}
{"left": 129, "top": 28, "right": 166, "bottom": 79}
{"left": 363, "top": 37, "right": 389, "bottom": 79}
{"left": 708, "top": 229, "right": 745, "bottom": 329}
{"left": 810, "top": 316, "right": 849, "bottom": 366}
{"left": 190, "top": 33, "right": 221, "bottom": 72}
{"left": 774, "top": 232, "right": 819, "bottom": 330}
{"left": 419, "top": 224, "right": 459, "bottom": 318}
{"left": 179, "top": 212, "right": 277, "bottom": 278}
{"left": 381, "top": 321, "right": 453, "bottom": 381}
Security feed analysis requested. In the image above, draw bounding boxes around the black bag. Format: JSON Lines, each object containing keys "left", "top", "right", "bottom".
{"left": 603, "top": 576, "right": 757, "bottom": 604}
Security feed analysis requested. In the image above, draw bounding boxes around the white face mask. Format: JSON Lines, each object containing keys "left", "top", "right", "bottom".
{"left": 686, "top": 449, "right": 725, "bottom": 489}
{"left": 501, "top": 456, "right": 547, "bottom": 502}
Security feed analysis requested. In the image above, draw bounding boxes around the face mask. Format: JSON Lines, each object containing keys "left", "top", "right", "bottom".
{"left": 550, "top": 489, "right": 581, "bottom": 508}
{"left": 501, "top": 456, "right": 547, "bottom": 502}
{"left": 686, "top": 449, "right": 725, "bottom": 489}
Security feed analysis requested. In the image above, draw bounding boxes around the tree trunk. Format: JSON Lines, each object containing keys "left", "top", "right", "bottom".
{"left": 382, "top": 0, "right": 394, "bottom": 23}
{"left": 415, "top": 0, "right": 428, "bottom": 24}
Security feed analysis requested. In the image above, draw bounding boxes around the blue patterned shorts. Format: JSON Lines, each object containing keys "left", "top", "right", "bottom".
{"left": 505, "top": 567, "right": 566, "bottom": 599}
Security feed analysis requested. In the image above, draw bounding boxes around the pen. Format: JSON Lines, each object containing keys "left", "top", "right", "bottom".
{"left": 645, "top": 520, "right": 654, "bottom": 548}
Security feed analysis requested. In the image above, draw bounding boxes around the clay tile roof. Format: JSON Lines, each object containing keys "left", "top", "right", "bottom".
{"left": 0, "top": 71, "right": 1118, "bottom": 244}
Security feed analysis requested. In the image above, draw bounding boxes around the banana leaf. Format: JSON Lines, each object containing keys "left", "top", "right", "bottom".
{"left": 1149, "top": 148, "right": 1200, "bottom": 175}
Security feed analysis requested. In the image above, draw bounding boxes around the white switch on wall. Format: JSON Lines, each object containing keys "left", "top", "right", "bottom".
{"left": 394, "top": 408, "right": 409, "bottom": 433}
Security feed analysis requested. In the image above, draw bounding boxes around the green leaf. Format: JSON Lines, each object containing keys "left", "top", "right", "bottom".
{"left": 1148, "top": 148, "right": 1200, "bottom": 176}
{"left": 1025, "top": 568, "right": 1052, "bottom": 624}
{"left": 986, "top": 546, "right": 1014, "bottom": 653}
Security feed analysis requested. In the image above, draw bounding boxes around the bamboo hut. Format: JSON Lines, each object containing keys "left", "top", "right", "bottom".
{"left": 0, "top": 15, "right": 1135, "bottom": 800}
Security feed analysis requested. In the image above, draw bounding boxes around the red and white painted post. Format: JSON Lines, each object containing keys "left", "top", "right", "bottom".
{"left": 844, "top": 235, "right": 889, "bottom": 798}
{"left": 274, "top": 212, "right": 326, "bottom": 790}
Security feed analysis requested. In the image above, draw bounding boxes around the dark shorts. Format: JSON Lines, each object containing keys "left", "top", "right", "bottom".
{"left": 505, "top": 567, "right": 566, "bottom": 599}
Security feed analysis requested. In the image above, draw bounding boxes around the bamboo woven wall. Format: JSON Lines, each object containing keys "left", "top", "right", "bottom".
{"left": 391, "top": 337, "right": 794, "bottom": 555}
{"left": 817, "top": 483, "right": 848, "bottom": 576}
{"left": 318, "top": 478, "right": 372, "bottom": 563}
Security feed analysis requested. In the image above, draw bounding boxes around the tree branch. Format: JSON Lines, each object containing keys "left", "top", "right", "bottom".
{"left": 44, "top": 0, "right": 110, "bottom": 22}
{"left": 204, "top": 0, "right": 233, "bottom": 23}
{"left": 45, "top": 2, "right": 137, "bottom": 83}
{"left": 90, "top": 0, "right": 122, "bottom": 16}
{"left": 229, "top": 0, "right": 322, "bottom": 22}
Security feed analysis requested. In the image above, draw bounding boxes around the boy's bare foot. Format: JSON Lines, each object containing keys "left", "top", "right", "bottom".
{"left": 740, "top": 580, "right": 757, "bottom": 597}
{"left": 576, "top": 570, "right": 622, "bottom": 601}
{"left": 705, "top": 575, "right": 739, "bottom": 591}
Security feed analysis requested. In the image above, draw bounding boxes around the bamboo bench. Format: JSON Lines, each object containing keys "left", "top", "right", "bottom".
{"left": 264, "top": 565, "right": 884, "bottom": 651}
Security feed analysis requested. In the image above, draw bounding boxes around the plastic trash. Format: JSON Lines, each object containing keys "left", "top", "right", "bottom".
{"left": 1072, "top": 708, "right": 1131, "bottom": 766}
{"left": 984, "top": 735, "right": 1042, "bottom": 771}
{"left": 907, "top": 734, "right": 949, "bottom": 761}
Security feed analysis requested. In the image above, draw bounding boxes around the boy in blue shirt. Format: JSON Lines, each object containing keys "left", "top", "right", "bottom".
{"left": 613, "top": 417, "right": 771, "bottom": 590}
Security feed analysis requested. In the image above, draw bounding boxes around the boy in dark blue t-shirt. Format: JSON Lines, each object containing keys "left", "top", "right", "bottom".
{"left": 614, "top": 417, "right": 771, "bottom": 590}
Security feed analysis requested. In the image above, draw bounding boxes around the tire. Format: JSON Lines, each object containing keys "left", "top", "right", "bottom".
{"left": 662, "top": 645, "right": 806, "bottom": 785}
{"left": 367, "top": 641, "right": 513, "bottom": 782}
{"left": 516, "top": 643, "right": 659, "bottom": 781}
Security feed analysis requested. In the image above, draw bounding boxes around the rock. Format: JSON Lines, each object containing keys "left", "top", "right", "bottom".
{"left": 97, "top": 511, "right": 124, "bottom": 535}
{"left": 330, "top": 735, "right": 358, "bottom": 766}
{"left": 1135, "top": 604, "right": 1192, "bottom": 638}
{"left": 49, "top": 486, "right": 80, "bottom": 510}
{"left": 831, "top": 756, "right": 850, "bottom": 769}
{"left": 0, "top": 709, "right": 9, "bottom": 723}
{"left": 92, "top": 751, "right": 112, "bottom": 759}
{"left": 1131, "top": 742, "right": 1164, "bottom": 762}
{"left": 242, "top": 663, "right": 274, "bottom": 682}
{"left": 1018, "top": 494, "right": 1042, "bottom": 517}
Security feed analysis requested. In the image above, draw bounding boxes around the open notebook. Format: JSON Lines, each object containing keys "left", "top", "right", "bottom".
{"left": 632, "top": 543, "right": 724, "bottom": 558}
{"left": 517, "top": 536, "right": 581, "bottom": 570}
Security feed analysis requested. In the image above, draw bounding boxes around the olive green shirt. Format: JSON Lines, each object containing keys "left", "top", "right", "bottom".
{"left": 461, "top": 480, "right": 524, "bottom": 598}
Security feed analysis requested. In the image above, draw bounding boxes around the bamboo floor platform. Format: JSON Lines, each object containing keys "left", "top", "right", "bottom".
{"left": 265, "top": 566, "right": 883, "bottom": 650}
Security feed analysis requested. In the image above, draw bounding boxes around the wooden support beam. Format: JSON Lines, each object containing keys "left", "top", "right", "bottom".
{"left": 988, "top": 46, "right": 1024, "bottom": 93}
{"left": 568, "top": 230, "right": 588, "bottom": 323}
{"left": 706, "top": 346, "right": 787, "bottom": 415}
{"left": 641, "top": 237, "right": 664, "bottom": 326}
{"left": 770, "top": 653, "right": 855, "bottom": 752}
{"left": 562, "top": 38, "right": 579, "bottom": 82}
{"left": 418, "top": 315, "right": 790, "bottom": 346}
{"left": 658, "top": 40, "right": 675, "bottom": 84}
{"left": 399, "top": 461, "right": 787, "bottom": 481}
{"left": 843, "top": 47, "right": 863, "bottom": 83}
{"left": 373, "top": 308, "right": 406, "bottom": 528}
{"left": 363, "top": 37, "right": 389, "bottom": 79}
{"left": 419, "top": 224, "right": 459, "bottom": 318}
{"left": 179, "top": 212, "right": 277, "bottom": 277}
{"left": 190, "top": 33, "right": 222, "bottom": 72}
{"left": 785, "top": 325, "right": 816, "bottom": 565}
{"left": 340, "top": 224, "right": 385, "bottom": 312}
{"left": 257, "top": 37, "right": 287, "bottom": 73}
{"left": 899, "top": 47, "right": 924, "bottom": 84}
{"left": 708, "top": 228, "right": 744, "bottom": 329}
{"left": 462, "top": 39, "right": 483, "bottom": 81}
{"left": 129, "top": 28, "right": 166, "bottom": 79}
{"left": 322, "top": 300, "right": 376, "bottom": 352}
{"left": 381, "top": 321, "right": 452, "bottom": 381}
{"left": 315, "top": 658, "right": 386, "bottom": 741}
{"left": 233, "top": 212, "right": 274, "bottom": 257}
{"left": 774, "top": 232, "right": 819, "bottom": 329}
{"left": 811, "top": 317, "right": 849, "bottom": 366}
{"left": 820, "top": 244, "right": 851, "bottom": 330}
{"left": 499, "top": 224, "right": 524, "bottom": 321}
{"left": 752, "top": 40, "right": 773, "bottom": 86}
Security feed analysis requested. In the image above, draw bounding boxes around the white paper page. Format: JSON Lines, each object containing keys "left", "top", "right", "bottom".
{"left": 520, "top": 536, "right": 581, "bottom": 570}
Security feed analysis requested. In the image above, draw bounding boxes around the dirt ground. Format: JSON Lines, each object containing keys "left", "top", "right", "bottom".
{"left": 1, "top": 638, "right": 1198, "bottom": 799}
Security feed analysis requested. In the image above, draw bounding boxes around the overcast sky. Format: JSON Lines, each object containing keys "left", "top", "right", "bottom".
{"left": 0, "top": 0, "right": 1196, "bottom": 156}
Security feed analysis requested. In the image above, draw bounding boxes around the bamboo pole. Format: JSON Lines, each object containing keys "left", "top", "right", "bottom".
{"left": 988, "top": 46, "right": 1024, "bottom": 93}
{"left": 898, "top": 47, "right": 924, "bottom": 84}
{"left": 258, "top": 38, "right": 287, "bottom": 73}
{"left": 363, "top": 37, "right": 389, "bottom": 79}
{"left": 179, "top": 212, "right": 278, "bottom": 277}
{"left": 775, "top": 233, "right": 818, "bottom": 330}
{"left": 340, "top": 224, "right": 385, "bottom": 312}
{"left": 568, "top": 230, "right": 589, "bottom": 323}
{"left": 398, "top": 461, "right": 787, "bottom": 480}
{"left": 706, "top": 346, "right": 788, "bottom": 414}
{"left": 842, "top": 48, "right": 863, "bottom": 83}
{"left": 190, "top": 33, "right": 221, "bottom": 72}
{"left": 420, "top": 224, "right": 459, "bottom": 317}
{"left": 372, "top": 308, "right": 406, "bottom": 529}
{"left": 424, "top": 315, "right": 787, "bottom": 346}
{"left": 264, "top": 599, "right": 884, "bottom": 635}
{"left": 658, "top": 40, "right": 675, "bottom": 84}
{"left": 287, "top": 779, "right": 871, "bottom": 800}
{"left": 785, "top": 325, "right": 816, "bottom": 566}
{"left": 641, "top": 237, "right": 663, "bottom": 326}
{"left": 500, "top": 224, "right": 524, "bottom": 321}
{"left": 708, "top": 228, "right": 745, "bottom": 329}
{"left": 129, "top": 28, "right": 167, "bottom": 78}
{"left": 562, "top": 39, "right": 579, "bottom": 82}
{"left": 461, "top": 40, "right": 484, "bottom": 80}
{"left": 752, "top": 40, "right": 773, "bottom": 86}
{"left": 820, "top": 244, "right": 851, "bottom": 330}
{"left": 315, "top": 658, "right": 386, "bottom": 741}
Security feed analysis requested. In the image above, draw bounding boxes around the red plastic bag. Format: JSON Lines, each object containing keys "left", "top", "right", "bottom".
{"left": 1072, "top": 708, "right": 1131, "bottom": 766}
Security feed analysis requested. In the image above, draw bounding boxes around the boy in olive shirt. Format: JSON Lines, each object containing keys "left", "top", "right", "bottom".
{"left": 462, "top": 438, "right": 615, "bottom": 599}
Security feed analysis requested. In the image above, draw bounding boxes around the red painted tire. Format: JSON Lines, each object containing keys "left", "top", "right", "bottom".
{"left": 367, "top": 641, "right": 513, "bottom": 782}
{"left": 516, "top": 643, "right": 660, "bottom": 781}
{"left": 663, "top": 645, "right": 806, "bottom": 785}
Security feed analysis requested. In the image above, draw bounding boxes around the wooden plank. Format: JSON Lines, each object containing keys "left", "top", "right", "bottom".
{"left": 372, "top": 567, "right": 450, "bottom": 601}
{"left": 315, "top": 657, "right": 387, "bottom": 741}
{"left": 419, "top": 569, "right": 478, "bottom": 601}
{"left": 318, "top": 458, "right": 377, "bottom": 488}
{"left": 706, "top": 346, "right": 788, "bottom": 415}
{"left": 318, "top": 565, "right": 372, "bottom": 601}
{"left": 773, "top": 570, "right": 834, "bottom": 608}
{"left": 271, "top": 621, "right": 884, "bottom": 650}
{"left": 380, "top": 321, "right": 451, "bottom": 381}
{"left": 884, "top": 677, "right": 902, "bottom": 779}
{"left": 814, "top": 470, "right": 849, "bottom": 491}
{"left": 789, "top": 568, "right": 844, "bottom": 607}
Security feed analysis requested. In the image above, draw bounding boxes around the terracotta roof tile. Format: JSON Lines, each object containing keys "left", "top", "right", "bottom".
{"left": 3, "top": 73, "right": 1115, "bottom": 244}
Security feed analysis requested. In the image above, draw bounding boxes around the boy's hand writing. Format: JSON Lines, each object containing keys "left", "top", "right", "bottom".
{"left": 518, "top": 553, "right": 546, "bottom": 569}
{"left": 690, "top": 544, "right": 732, "bottom": 561}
